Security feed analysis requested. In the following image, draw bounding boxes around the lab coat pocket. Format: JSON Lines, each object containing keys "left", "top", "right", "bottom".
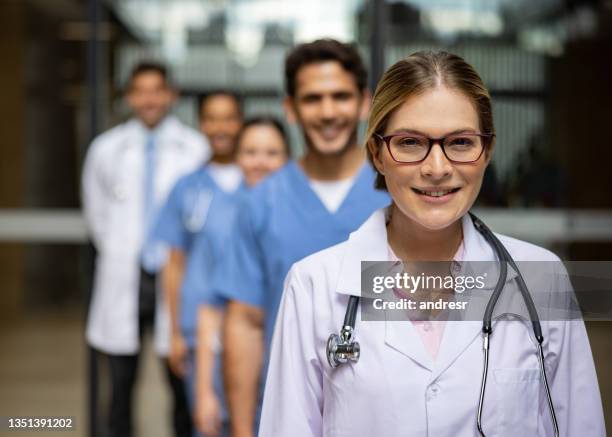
{"left": 493, "top": 368, "right": 540, "bottom": 435}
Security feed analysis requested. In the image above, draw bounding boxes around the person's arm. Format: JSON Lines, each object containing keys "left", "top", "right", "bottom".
{"left": 546, "top": 319, "right": 605, "bottom": 436}
{"left": 162, "top": 248, "right": 188, "bottom": 376}
{"left": 544, "top": 263, "right": 605, "bottom": 436}
{"left": 215, "top": 192, "right": 267, "bottom": 437}
{"left": 194, "top": 304, "right": 224, "bottom": 436}
{"left": 223, "top": 301, "right": 264, "bottom": 437}
{"left": 258, "top": 265, "right": 323, "bottom": 437}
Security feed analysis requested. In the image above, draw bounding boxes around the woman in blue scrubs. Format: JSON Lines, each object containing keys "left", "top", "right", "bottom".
{"left": 185, "top": 117, "right": 291, "bottom": 436}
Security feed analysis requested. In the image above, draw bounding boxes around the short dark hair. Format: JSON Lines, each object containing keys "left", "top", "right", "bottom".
{"left": 284, "top": 38, "right": 368, "bottom": 97}
{"left": 197, "top": 90, "right": 243, "bottom": 118}
{"left": 127, "top": 61, "right": 170, "bottom": 90}
{"left": 237, "top": 116, "right": 291, "bottom": 158}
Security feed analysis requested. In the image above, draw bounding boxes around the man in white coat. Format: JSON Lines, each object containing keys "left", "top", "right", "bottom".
{"left": 82, "top": 61, "right": 209, "bottom": 437}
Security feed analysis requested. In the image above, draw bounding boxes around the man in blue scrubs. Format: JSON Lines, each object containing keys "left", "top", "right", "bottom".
{"left": 152, "top": 91, "right": 243, "bottom": 436}
{"left": 217, "top": 39, "right": 390, "bottom": 437}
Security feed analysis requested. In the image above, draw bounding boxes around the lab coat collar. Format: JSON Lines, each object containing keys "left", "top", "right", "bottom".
{"left": 334, "top": 207, "right": 518, "bottom": 296}
{"left": 334, "top": 207, "right": 389, "bottom": 296}
{"left": 334, "top": 207, "right": 518, "bottom": 374}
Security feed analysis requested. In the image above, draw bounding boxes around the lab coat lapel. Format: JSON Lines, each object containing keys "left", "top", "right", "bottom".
{"left": 430, "top": 319, "right": 481, "bottom": 381}
{"left": 384, "top": 320, "right": 434, "bottom": 371}
{"left": 430, "top": 214, "right": 498, "bottom": 382}
{"left": 334, "top": 208, "right": 387, "bottom": 295}
{"left": 334, "top": 207, "right": 434, "bottom": 370}
{"left": 122, "top": 122, "right": 146, "bottom": 239}
{"left": 155, "top": 117, "right": 186, "bottom": 202}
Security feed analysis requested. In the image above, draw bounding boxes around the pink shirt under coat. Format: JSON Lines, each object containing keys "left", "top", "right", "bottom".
{"left": 387, "top": 242, "right": 465, "bottom": 360}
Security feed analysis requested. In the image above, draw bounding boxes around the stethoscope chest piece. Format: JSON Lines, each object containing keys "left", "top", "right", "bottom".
{"left": 326, "top": 326, "right": 360, "bottom": 368}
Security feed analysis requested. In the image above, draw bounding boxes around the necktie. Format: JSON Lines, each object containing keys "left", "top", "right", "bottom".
{"left": 142, "top": 134, "right": 164, "bottom": 272}
{"left": 143, "top": 134, "right": 155, "bottom": 234}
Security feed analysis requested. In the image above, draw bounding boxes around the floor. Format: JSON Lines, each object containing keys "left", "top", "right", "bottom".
{"left": 0, "top": 308, "right": 171, "bottom": 437}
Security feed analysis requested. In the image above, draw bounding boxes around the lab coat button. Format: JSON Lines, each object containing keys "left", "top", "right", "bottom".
{"left": 427, "top": 384, "right": 440, "bottom": 400}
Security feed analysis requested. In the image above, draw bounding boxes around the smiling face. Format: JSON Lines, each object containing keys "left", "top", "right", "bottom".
{"left": 370, "top": 86, "right": 491, "bottom": 231}
{"left": 237, "top": 124, "right": 288, "bottom": 186}
{"left": 126, "top": 71, "right": 175, "bottom": 128}
{"left": 284, "top": 61, "right": 368, "bottom": 156}
{"left": 199, "top": 94, "right": 242, "bottom": 158}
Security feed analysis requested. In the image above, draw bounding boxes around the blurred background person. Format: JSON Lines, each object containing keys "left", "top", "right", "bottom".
{"left": 155, "top": 91, "right": 243, "bottom": 381}
{"left": 81, "top": 61, "right": 208, "bottom": 437}
{"left": 151, "top": 91, "right": 244, "bottom": 435}
{"left": 218, "top": 39, "right": 390, "bottom": 437}
{"left": 230, "top": 117, "right": 291, "bottom": 186}
{"left": 191, "top": 116, "right": 291, "bottom": 436}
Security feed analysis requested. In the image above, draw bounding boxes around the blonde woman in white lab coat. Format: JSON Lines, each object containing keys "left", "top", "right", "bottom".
{"left": 259, "top": 51, "right": 605, "bottom": 437}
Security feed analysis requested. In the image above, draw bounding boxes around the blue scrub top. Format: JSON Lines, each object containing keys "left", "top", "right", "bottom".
{"left": 152, "top": 165, "right": 246, "bottom": 345}
{"left": 153, "top": 167, "right": 218, "bottom": 254}
{"left": 178, "top": 189, "right": 246, "bottom": 425}
{"left": 212, "top": 160, "right": 390, "bottom": 353}
{"left": 180, "top": 188, "right": 246, "bottom": 344}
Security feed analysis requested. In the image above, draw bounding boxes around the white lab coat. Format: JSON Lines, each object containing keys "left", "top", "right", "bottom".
{"left": 260, "top": 208, "right": 605, "bottom": 437}
{"left": 82, "top": 115, "right": 208, "bottom": 355}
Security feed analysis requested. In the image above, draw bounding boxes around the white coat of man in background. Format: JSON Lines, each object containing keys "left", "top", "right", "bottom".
{"left": 82, "top": 61, "right": 209, "bottom": 437}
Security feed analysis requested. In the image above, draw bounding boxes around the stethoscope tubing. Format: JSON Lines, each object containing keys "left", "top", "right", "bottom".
{"left": 469, "top": 213, "right": 558, "bottom": 436}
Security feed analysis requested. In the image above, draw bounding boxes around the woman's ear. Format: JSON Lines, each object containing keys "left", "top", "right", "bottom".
{"left": 367, "top": 137, "right": 385, "bottom": 176}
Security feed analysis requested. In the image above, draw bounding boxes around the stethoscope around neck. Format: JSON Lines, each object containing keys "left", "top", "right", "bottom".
{"left": 326, "top": 212, "right": 559, "bottom": 437}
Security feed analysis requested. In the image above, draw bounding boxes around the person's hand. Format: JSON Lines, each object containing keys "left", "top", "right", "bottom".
{"left": 169, "top": 332, "right": 188, "bottom": 377}
{"left": 194, "top": 389, "right": 222, "bottom": 437}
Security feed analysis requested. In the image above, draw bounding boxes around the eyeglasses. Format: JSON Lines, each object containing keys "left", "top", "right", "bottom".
{"left": 374, "top": 132, "right": 494, "bottom": 164}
